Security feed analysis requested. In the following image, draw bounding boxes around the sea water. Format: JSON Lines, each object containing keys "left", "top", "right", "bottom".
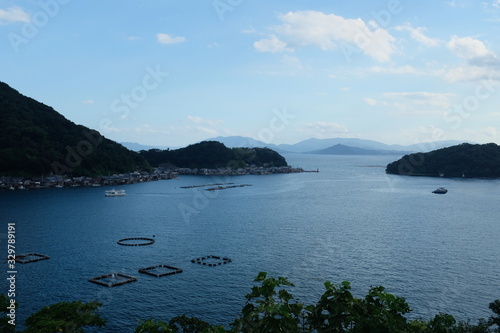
{"left": 1, "top": 154, "right": 499, "bottom": 331}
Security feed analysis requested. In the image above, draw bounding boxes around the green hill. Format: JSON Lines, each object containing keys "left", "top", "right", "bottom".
{"left": 140, "top": 141, "right": 288, "bottom": 169}
{"left": 386, "top": 143, "right": 500, "bottom": 178}
{"left": 0, "top": 82, "right": 150, "bottom": 177}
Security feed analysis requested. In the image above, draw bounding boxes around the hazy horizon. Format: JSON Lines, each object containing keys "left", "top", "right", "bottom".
{"left": 2, "top": 1, "right": 500, "bottom": 147}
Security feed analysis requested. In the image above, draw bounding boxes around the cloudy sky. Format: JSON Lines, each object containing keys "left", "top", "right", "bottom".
{"left": 2, "top": 0, "right": 500, "bottom": 147}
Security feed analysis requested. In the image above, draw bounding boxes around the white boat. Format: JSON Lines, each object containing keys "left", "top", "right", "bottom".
{"left": 432, "top": 187, "right": 448, "bottom": 194}
{"left": 105, "top": 189, "right": 126, "bottom": 197}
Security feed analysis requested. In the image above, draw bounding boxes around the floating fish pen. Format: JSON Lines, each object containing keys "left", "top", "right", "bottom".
{"left": 191, "top": 255, "right": 232, "bottom": 267}
{"left": 138, "top": 265, "right": 183, "bottom": 277}
{"left": 117, "top": 237, "right": 155, "bottom": 246}
{"left": 89, "top": 273, "right": 137, "bottom": 287}
{"left": 205, "top": 184, "right": 252, "bottom": 191}
{"left": 180, "top": 183, "right": 234, "bottom": 189}
{"left": 15, "top": 253, "right": 50, "bottom": 264}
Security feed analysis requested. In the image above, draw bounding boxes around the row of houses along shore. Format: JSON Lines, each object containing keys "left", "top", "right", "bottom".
{"left": 1, "top": 166, "right": 307, "bottom": 190}
{"left": 1, "top": 170, "right": 178, "bottom": 190}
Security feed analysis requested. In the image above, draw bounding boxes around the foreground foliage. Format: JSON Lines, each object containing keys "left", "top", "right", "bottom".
{"left": 7, "top": 273, "right": 500, "bottom": 332}
{"left": 23, "top": 300, "right": 105, "bottom": 333}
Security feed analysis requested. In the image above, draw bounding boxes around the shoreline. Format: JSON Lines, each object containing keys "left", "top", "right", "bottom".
{"left": 1, "top": 165, "right": 312, "bottom": 190}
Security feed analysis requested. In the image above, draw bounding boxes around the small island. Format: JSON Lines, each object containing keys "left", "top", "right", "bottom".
{"left": 385, "top": 143, "right": 500, "bottom": 178}
{"left": 139, "top": 141, "right": 303, "bottom": 175}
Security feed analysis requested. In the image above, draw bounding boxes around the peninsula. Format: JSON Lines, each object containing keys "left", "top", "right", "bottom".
{"left": 0, "top": 81, "right": 302, "bottom": 189}
{"left": 386, "top": 143, "right": 500, "bottom": 178}
{"left": 139, "top": 141, "right": 303, "bottom": 175}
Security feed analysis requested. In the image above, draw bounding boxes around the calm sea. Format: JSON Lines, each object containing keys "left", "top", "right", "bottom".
{"left": 1, "top": 154, "right": 499, "bottom": 332}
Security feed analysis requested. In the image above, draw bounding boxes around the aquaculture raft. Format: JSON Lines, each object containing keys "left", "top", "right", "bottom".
{"left": 15, "top": 253, "right": 50, "bottom": 264}
{"left": 88, "top": 273, "right": 137, "bottom": 287}
{"left": 138, "top": 265, "right": 183, "bottom": 277}
{"left": 191, "top": 255, "right": 232, "bottom": 267}
{"left": 117, "top": 237, "right": 155, "bottom": 246}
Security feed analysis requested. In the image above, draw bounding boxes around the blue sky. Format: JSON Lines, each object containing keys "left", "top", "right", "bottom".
{"left": 2, "top": 0, "right": 500, "bottom": 147}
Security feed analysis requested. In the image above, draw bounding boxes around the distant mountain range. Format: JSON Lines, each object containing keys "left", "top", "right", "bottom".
{"left": 306, "top": 144, "right": 405, "bottom": 155}
{"left": 120, "top": 142, "right": 171, "bottom": 152}
{"left": 122, "top": 136, "right": 469, "bottom": 155}
{"left": 198, "top": 136, "right": 468, "bottom": 155}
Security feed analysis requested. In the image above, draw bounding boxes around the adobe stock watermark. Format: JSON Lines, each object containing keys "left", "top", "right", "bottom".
{"left": 100, "top": 64, "right": 169, "bottom": 132}
{"left": 8, "top": 0, "right": 71, "bottom": 53}
{"left": 341, "top": 0, "right": 408, "bottom": 64}
{"left": 257, "top": 106, "right": 296, "bottom": 144}
{"left": 51, "top": 64, "right": 168, "bottom": 175}
{"left": 442, "top": 78, "right": 496, "bottom": 130}
{"left": 178, "top": 176, "right": 229, "bottom": 224}
{"left": 386, "top": 77, "right": 498, "bottom": 180}
{"left": 212, "top": 0, "right": 243, "bottom": 21}
{"left": 178, "top": 106, "right": 296, "bottom": 224}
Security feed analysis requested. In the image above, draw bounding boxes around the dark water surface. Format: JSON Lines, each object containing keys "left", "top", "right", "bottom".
{"left": 1, "top": 154, "right": 499, "bottom": 331}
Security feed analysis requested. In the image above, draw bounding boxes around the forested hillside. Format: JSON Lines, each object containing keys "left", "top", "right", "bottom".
{"left": 386, "top": 143, "right": 500, "bottom": 178}
{"left": 140, "top": 141, "right": 288, "bottom": 169}
{"left": 0, "top": 82, "right": 150, "bottom": 177}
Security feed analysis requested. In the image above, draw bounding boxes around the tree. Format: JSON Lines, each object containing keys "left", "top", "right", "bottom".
{"left": 489, "top": 300, "right": 500, "bottom": 332}
{"left": 23, "top": 300, "right": 105, "bottom": 333}
{"left": 231, "top": 272, "right": 304, "bottom": 332}
{"left": 307, "top": 281, "right": 412, "bottom": 333}
{"left": 168, "top": 314, "right": 226, "bottom": 333}
{"left": 135, "top": 318, "right": 174, "bottom": 333}
{"left": 0, "top": 294, "right": 16, "bottom": 333}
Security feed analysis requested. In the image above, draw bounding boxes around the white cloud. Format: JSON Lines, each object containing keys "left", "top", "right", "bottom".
{"left": 241, "top": 26, "right": 256, "bottom": 34}
{"left": 383, "top": 91, "right": 455, "bottom": 110}
{"left": 0, "top": 6, "right": 30, "bottom": 24}
{"left": 368, "top": 65, "right": 419, "bottom": 75}
{"left": 187, "top": 115, "right": 223, "bottom": 126}
{"left": 400, "top": 125, "right": 447, "bottom": 144}
{"left": 277, "top": 54, "right": 313, "bottom": 76}
{"left": 363, "top": 98, "right": 378, "bottom": 106}
{"left": 267, "top": 10, "right": 397, "bottom": 62}
{"left": 447, "top": 36, "right": 492, "bottom": 59}
{"left": 376, "top": 92, "right": 457, "bottom": 117}
{"left": 157, "top": 33, "right": 186, "bottom": 45}
{"left": 301, "top": 121, "right": 349, "bottom": 137}
{"left": 444, "top": 36, "right": 500, "bottom": 81}
{"left": 444, "top": 66, "right": 497, "bottom": 82}
{"left": 195, "top": 126, "right": 218, "bottom": 136}
{"left": 483, "top": 126, "right": 497, "bottom": 138}
{"left": 254, "top": 35, "right": 292, "bottom": 53}
{"left": 82, "top": 100, "right": 95, "bottom": 104}
{"left": 494, "top": 0, "right": 500, "bottom": 8}
{"left": 395, "top": 24, "right": 440, "bottom": 47}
